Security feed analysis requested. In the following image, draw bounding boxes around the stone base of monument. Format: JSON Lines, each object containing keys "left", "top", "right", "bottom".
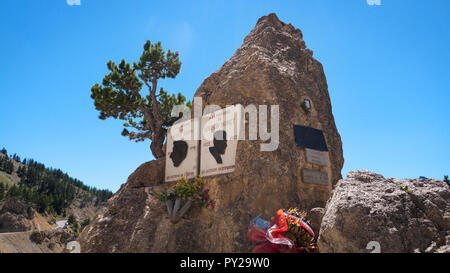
{"left": 166, "top": 198, "right": 193, "bottom": 223}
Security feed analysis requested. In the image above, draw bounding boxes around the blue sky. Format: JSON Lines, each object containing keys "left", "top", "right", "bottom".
{"left": 0, "top": 0, "right": 449, "bottom": 192}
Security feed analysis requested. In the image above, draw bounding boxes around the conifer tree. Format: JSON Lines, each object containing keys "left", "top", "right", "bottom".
{"left": 91, "top": 40, "right": 190, "bottom": 158}
{"left": 0, "top": 183, "right": 5, "bottom": 200}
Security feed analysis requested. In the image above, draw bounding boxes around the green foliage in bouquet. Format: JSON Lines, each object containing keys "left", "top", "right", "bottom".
{"left": 173, "top": 177, "right": 204, "bottom": 199}
{"left": 155, "top": 176, "right": 215, "bottom": 209}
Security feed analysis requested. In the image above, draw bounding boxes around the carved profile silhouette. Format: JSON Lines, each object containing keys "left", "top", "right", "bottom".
{"left": 170, "top": 140, "right": 188, "bottom": 167}
{"left": 209, "top": 130, "right": 227, "bottom": 164}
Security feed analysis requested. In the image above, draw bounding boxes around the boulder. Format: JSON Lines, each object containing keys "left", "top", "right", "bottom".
{"left": 0, "top": 197, "right": 35, "bottom": 219}
{"left": 0, "top": 198, "right": 36, "bottom": 232}
{"left": 78, "top": 13, "right": 343, "bottom": 253}
{"left": 128, "top": 158, "right": 165, "bottom": 188}
{"left": 0, "top": 198, "right": 56, "bottom": 233}
{"left": 308, "top": 207, "right": 325, "bottom": 237}
{"left": 318, "top": 170, "right": 450, "bottom": 253}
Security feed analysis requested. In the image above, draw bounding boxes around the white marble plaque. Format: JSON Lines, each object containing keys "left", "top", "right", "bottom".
{"left": 302, "top": 169, "right": 329, "bottom": 185}
{"left": 165, "top": 119, "right": 199, "bottom": 182}
{"left": 305, "top": 148, "right": 328, "bottom": 166}
{"left": 200, "top": 106, "right": 242, "bottom": 177}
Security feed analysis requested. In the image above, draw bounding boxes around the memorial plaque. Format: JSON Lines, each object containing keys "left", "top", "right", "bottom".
{"left": 293, "top": 125, "right": 328, "bottom": 151}
{"left": 305, "top": 148, "right": 328, "bottom": 166}
{"left": 302, "top": 169, "right": 329, "bottom": 185}
{"left": 200, "top": 106, "right": 242, "bottom": 177}
{"left": 165, "top": 119, "right": 199, "bottom": 182}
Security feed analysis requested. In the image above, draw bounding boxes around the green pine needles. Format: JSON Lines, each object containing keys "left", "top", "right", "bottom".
{"left": 91, "top": 40, "right": 191, "bottom": 158}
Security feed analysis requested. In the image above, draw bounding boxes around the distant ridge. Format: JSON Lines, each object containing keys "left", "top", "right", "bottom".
{"left": 0, "top": 147, "right": 112, "bottom": 217}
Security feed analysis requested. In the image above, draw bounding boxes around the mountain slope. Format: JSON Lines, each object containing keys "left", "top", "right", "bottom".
{"left": 0, "top": 148, "right": 112, "bottom": 233}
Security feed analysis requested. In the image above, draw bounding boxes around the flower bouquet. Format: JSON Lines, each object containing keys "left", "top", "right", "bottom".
{"left": 156, "top": 176, "right": 215, "bottom": 223}
{"left": 247, "top": 208, "right": 317, "bottom": 253}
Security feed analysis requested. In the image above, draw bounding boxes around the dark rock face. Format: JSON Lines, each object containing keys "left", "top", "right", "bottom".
{"left": 318, "top": 170, "right": 450, "bottom": 253}
{"left": 78, "top": 13, "right": 343, "bottom": 253}
{"left": 0, "top": 198, "right": 36, "bottom": 232}
{"left": 0, "top": 197, "right": 36, "bottom": 219}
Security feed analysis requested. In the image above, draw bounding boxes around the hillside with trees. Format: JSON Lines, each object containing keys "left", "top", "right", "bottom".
{"left": 0, "top": 147, "right": 112, "bottom": 217}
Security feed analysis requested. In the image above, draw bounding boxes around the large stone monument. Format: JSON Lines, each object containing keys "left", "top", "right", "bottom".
{"left": 79, "top": 13, "right": 344, "bottom": 253}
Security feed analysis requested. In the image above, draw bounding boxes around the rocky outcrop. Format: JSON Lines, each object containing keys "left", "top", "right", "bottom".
{"left": 0, "top": 198, "right": 55, "bottom": 233}
{"left": 79, "top": 13, "right": 343, "bottom": 253}
{"left": 318, "top": 170, "right": 450, "bottom": 253}
{"left": 195, "top": 13, "right": 343, "bottom": 194}
{"left": 0, "top": 229, "right": 75, "bottom": 253}
{"left": 65, "top": 199, "right": 104, "bottom": 221}
{"left": 127, "top": 159, "right": 165, "bottom": 188}
{"left": 0, "top": 198, "right": 37, "bottom": 232}
{"left": 78, "top": 159, "right": 166, "bottom": 252}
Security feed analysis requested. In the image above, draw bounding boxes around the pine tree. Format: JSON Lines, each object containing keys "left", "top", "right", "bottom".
{"left": 80, "top": 218, "right": 91, "bottom": 231}
{"left": 7, "top": 185, "right": 20, "bottom": 198}
{"left": 37, "top": 193, "right": 49, "bottom": 213}
{"left": 5, "top": 160, "right": 14, "bottom": 174}
{"left": 17, "top": 165, "right": 26, "bottom": 177}
{"left": 0, "top": 183, "right": 5, "bottom": 200}
{"left": 68, "top": 214, "right": 76, "bottom": 226}
{"left": 91, "top": 40, "right": 190, "bottom": 158}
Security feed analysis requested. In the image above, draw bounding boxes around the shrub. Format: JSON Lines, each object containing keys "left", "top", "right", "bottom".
{"left": 80, "top": 218, "right": 91, "bottom": 231}
{"left": 29, "top": 230, "right": 44, "bottom": 244}
{"left": 70, "top": 222, "right": 79, "bottom": 234}
{"left": 109, "top": 208, "right": 118, "bottom": 215}
{"left": 397, "top": 183, "right": 411, "bottom": 194}
{"left": 173, "top": 177, "right": 204, "bottom": 199}
{"left": 67, "top": 214, "right": 76, "bottom": 226}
